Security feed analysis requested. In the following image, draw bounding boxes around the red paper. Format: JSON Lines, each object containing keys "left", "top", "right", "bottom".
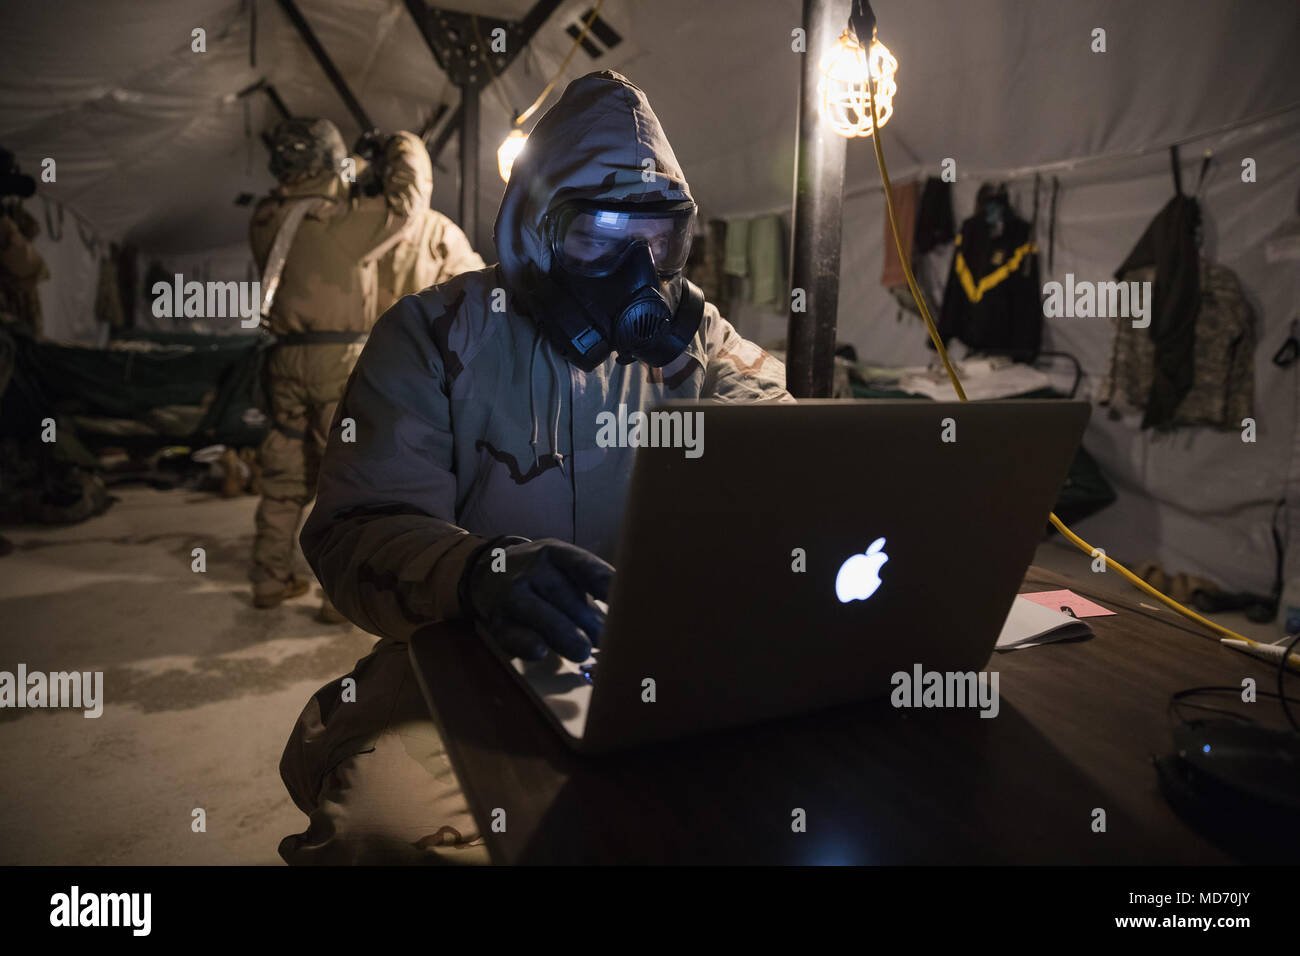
{"left": 1019, "top": 588, "right": 1115, "bottom": 618}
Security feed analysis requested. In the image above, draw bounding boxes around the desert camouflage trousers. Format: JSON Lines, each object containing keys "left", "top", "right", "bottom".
{"left": 278, "top": 633, "right": 490, "bottom": 864}
{"left": 251, "top": 342, "right": 363, "bottom": 588}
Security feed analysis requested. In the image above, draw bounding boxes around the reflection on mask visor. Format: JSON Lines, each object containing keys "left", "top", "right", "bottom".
{"left": 554, "top": 206, "right": 695, "bottom": 277}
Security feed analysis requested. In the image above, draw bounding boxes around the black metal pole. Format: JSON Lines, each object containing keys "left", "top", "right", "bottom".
{"left": 403, "top": 0, "right": 567, "bottom": 242}
{"left": 515, "top": 0, "right": 566, "bottom": 40}
{"left": 426, "top": 104, "right": 462, "bottom": 164}
{"left": 786, "top": 0, "right": 850, "bottom": 399}
{"left": 459, "top": 85, "right": 480, "bottom": 246}
{"left": 262, "top": 83, "right": 291, "bottom": 120}
{"left": 418, "top": 103, "right": 451, "bottom": 142}
{"left": 274, "top": 0, "right": 376, "bottom": 133}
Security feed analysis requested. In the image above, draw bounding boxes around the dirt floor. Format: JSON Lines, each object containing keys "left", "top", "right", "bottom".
{"left": 0, "top": 486, "right": 375, "bottom": 864}
{"left": 0, "top": 486, "right": 1279, "bottom": 864}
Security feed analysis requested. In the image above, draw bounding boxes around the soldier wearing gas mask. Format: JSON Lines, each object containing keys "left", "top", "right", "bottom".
{"left": 276, "top": 72, "right": 792, "bottom": 864}
{"left": 0, "top": 148, "right": 46, "bottom": 340}
{"left": 248, "top": 118, "right": 438, "bottom": 620}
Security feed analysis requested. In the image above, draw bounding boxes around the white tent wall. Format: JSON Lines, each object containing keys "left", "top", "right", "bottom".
{"left": 29, "top": 205, "right": 259, "bottom": 342}
{"left": 6, "top": 0, "right": 1297, "bottom": 252}
{"left": 1048, "top": 121, "right": 1300, "bottom": 598}
{"left": 30, "top": 199, "right": 108, "bottom": 345}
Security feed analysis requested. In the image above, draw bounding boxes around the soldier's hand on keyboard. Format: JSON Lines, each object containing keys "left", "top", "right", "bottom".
{"left": 462, "top": 538, "right": 613, "bottom": 662}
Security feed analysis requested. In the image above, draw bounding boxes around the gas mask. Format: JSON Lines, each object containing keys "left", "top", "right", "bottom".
{"left": 535, "top": 200, "right": 705, "bottom": 372}
{"left": 268, "top": 117, "right": 347, "bottom": 186}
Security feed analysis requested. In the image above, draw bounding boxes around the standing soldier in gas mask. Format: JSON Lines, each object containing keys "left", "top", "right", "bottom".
{"left": 249, "top": 118, "right": 455, "bottom": 620}
{"left": 0, "top": 148, "right": 47, "bottom": 340}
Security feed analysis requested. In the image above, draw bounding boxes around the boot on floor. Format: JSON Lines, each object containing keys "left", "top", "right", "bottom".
{"left": 253, "top": 574, "right": 311, "bottom": 609}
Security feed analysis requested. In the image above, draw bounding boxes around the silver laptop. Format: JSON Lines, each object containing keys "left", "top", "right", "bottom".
{"left": 480, "top": 399, "right": 1090, "bottom": 753}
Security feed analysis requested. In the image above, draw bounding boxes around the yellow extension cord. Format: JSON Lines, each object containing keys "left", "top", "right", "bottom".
{"left": 861, "top": 65, "right": 1300, "bottom": 668}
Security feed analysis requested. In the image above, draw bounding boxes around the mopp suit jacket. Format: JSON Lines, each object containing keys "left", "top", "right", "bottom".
{"left": 250, "top": 132, "right": 429, "bottom": 335}
{"left": 301, "top": 72, "right": 794, "bottom": 640}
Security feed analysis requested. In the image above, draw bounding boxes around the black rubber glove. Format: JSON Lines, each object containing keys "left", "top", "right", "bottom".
{"left": 350, "top": 128, "right": 386, "bottom": 164}
{"left": 460, "top": 537, "right": 614, "bottom": 662}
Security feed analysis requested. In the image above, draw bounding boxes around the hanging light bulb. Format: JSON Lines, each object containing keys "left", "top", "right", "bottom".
{"left": 818, "top": 28, "right": 898, "bottom": 138}
{"left": 498, "top": 128, "right": 528, "bottom": 183}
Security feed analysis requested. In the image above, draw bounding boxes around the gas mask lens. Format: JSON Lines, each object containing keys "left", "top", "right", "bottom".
{"left": 553, "top": 202, "right": 696, "bottom": 278}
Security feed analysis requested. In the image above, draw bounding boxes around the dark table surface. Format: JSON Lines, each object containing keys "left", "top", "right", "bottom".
{"left": 410, "top": 566, "right": 1284, "bottom": 864}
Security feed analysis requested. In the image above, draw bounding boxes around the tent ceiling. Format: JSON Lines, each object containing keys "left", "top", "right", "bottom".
{"left": 2, "top": 0, "right": 1297, "bottom": 253}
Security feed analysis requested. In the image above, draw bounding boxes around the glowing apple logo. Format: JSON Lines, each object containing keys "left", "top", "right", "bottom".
{"left": 836, "top": 537, "right": 889, "bottom": 603}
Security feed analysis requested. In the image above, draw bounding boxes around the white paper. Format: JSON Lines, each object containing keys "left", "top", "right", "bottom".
{"left": 995, "top": 596, "right": 1094, "bottom": 651}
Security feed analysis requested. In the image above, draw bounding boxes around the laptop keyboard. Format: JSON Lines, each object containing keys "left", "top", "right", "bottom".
{"left": 578, "top": 648, "right": 600, "bottom": 684}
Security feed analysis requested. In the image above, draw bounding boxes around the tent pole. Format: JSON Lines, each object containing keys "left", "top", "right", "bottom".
{"left": 786, "top": 0, "right": 850, "bottom": 399}
{"left": 235, "top": 78, "right": 292, "bottom": 121}
{"left": 425, "top": 104, "right": 462, "bottom": 163}
{"left": 273, "top": 0, "right": 376, "bottom": 134}
{"left": 402, "top": 0, "right": 566, "bottom": 245}
{"left": 459, "top": 86, "right": 481, "bottom": 246}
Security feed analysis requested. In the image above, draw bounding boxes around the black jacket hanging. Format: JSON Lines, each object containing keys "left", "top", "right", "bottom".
{"left": 1113, "top": 147, "right": 1204, "bottom": 429}
{"left": 914, "top": 176, "right": 955, "bottom": 255}
{"left": 936, "top": 184, "right": 1042, "bottom": 361}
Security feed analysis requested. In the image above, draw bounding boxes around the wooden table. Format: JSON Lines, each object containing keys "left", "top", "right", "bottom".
{"left": 409, "top": 566, "right": 1282, "bottom": 864}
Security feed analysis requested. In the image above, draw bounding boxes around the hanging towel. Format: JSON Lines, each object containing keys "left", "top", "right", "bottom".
{"left": 724, "top": 216, "right": 750, "bottom": 277}
{"left": 880, "top": 178, "right": 920, "bottom": 289}
{"left": 747, "top": 213, "right": 785, "bottom": 308}
{"left": 685, "top": 218, "right": 728, "bottom": 312}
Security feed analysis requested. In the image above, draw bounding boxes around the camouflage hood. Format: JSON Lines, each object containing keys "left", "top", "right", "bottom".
{"left": 494, "top": 71, "right": 693, "bottom": 312}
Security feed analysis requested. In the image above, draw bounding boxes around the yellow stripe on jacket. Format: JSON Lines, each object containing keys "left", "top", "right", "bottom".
{"left": 952, "top": 235, "right": 1039, "bottom": 304}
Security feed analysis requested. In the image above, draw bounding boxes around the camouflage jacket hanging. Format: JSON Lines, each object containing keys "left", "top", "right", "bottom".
{"left": 1103, "top": 258, "right": 1255, "bottom": 430}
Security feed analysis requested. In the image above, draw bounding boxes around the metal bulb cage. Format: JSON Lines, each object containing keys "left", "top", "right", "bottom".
{"left": 818, "top": 28, "right": 898, "bottom": 138}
